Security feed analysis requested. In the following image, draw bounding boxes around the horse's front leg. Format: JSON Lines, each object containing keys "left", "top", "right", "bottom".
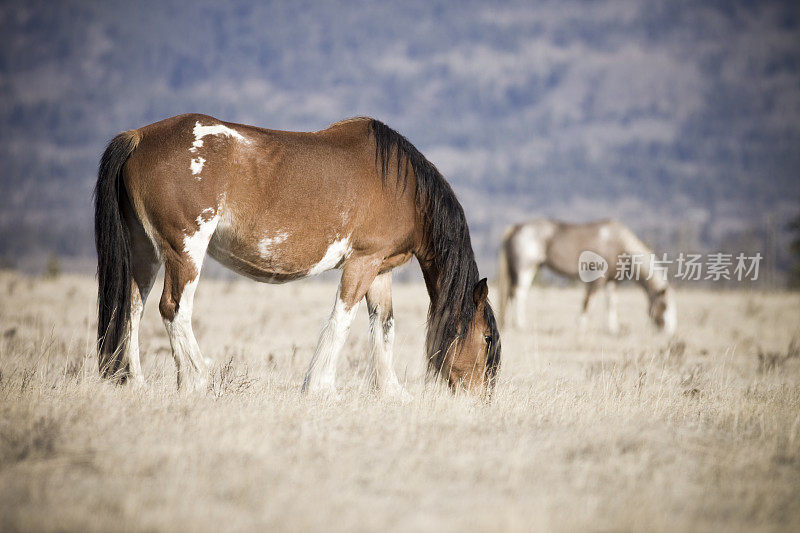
{"left": 365, "top": 272, "right": 411, "bottom": 402}
{"left": 302, "top": 259, "right": 379, "bottom": 395}
{"left": 578, "top": 279, "right": 603, "bottom": 333}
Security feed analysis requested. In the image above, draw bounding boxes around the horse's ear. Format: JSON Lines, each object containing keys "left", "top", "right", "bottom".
{"left": 473, "top": 278, "right": 489, "bottom": 306}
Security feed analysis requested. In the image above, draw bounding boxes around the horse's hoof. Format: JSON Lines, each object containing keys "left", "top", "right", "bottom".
{"left": 394, "top": 389, "right": 413, "bottom": 404}
{"left": 381, "top": 384, "right": 413, "bottom": 404}
{"left": 301, "top": 379, "right": 337, "bottom": 397}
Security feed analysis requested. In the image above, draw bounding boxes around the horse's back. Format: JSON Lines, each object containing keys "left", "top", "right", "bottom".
{"left": 504, "top": 218, "right": 637, "bottom": 279}
{"left": 120, "top": 114, "right": 417, "bottom": 283}
{"left": 122, "top": 112, "right": 378, "bottom": 229}
{"left": 545, "top": 219, "right": 646, "bottom": 279}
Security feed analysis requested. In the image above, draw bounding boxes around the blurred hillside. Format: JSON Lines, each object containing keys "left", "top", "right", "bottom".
{"left": 0, "top": 0, "right": 799, "bottom": 279}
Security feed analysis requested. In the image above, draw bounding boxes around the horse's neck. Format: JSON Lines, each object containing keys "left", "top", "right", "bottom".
{"left": 640, "top": 270, "right": 668, "bottom": 297}
{"left": 419, "top": 260, "right": 441, "bottom": 304}
{"left": 621, "top": 232, "right": 665, "bottom": 296}
{"left": 417, "top": 257, "right": 461, "bottom": 328}
{"left": 417, "top": 257, "right": 459, "bottom": 367}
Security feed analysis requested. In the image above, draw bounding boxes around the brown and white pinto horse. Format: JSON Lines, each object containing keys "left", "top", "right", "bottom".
{"left": 497, "top": 218, "right": 676, "bottom": 334}
{"left": 95, "top": 114, "right": 500, "bottom": 397}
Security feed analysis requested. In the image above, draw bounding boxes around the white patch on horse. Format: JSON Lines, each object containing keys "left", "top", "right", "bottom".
{"left": 192, "top": 121, "right": 249, "bottom": 148}
{"left": 308, "top": 237, "right": 351, "bottom": 276}
{"left": 190, "top": 156, "right": 205, "bottom": 178}
{"left": 516, "top": 226, "right": 546, "bottom": 264}
{"left": 163, "top": 274, "right": 208, "bottom": 389}
{"left": 258, "top": 231, "right": 289, "bottom": 258}
{"left": 183, "top": 213, "right": 220, "bottom": 271}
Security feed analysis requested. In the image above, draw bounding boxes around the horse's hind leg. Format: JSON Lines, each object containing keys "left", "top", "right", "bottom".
{"left": 122, "top": 198, "right": 161, "bottom": 385}
{"left": 126, "top": 230, "right": 161, "bottom": 385}
{"left": 365, "top": 272, "right": 411, "bottom": 401}
{"left": 160, "top": 262, "right": 207, "bottom": 391}
{"left": 158, "top": 216, "right": 219, "bottom": 391}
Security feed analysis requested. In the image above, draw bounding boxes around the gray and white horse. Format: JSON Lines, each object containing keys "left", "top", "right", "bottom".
{"left": 497, "top": 218, "right": 676, "bottom": 334}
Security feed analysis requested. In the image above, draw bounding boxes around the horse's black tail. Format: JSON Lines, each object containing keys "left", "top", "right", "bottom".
{"left": 94, "top": 130, "right": 141, "bottom": 381}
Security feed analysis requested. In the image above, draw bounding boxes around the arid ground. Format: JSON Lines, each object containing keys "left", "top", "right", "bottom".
{"left": 1, "top": 270, "right": 798, "bottom": 531}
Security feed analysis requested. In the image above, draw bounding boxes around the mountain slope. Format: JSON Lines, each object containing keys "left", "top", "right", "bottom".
{"left": 1, "top": 0, "right": 798, "bottom": 275}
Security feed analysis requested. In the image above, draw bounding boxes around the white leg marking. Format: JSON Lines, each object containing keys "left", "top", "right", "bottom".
{"left": 606, "top": 283, "right": 619, "bottom": 334}
{"left": 663, "top": 290, "right": 677, "bottom": 334}
{"left": 162, "top": 212, "right": 217, "bottom": 390}
{"left": 302, "top": 289, "right": 359, "bottom": 393}
{"left": 126, "top": 263, "right": 158, "bottom": 385}
{"left": 368, "top": 306, "right": 411, "bottom": 401}
{"left": 307, "top": 237, "right": 351, "bottom": 276}
{"left": 127, "top": 290, "right": 146, "bottom": 384}
{"left": 164, "top": 276, "right": 207, "bottom": 391}
{"left": 512, "top": 267, "right": 534, "bottom": 329}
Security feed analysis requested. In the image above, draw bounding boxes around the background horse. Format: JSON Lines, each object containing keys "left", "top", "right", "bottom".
{"left": 497, "top": 218, "right": 676, "bottom": 334}
{"left": 94, "top": 114, "right": 500, "bottom": 396}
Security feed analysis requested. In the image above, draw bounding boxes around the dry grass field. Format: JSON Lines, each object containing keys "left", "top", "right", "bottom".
{"left": 1, "top": 269, "right": 799, "bottom": 532}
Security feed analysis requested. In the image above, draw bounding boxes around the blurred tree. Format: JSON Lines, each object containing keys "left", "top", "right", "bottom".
{"left": 45, "top": 253, "right": 61, "bottom": 279}
{"left": 788, "top": 200, "right": 800, "bottom": 289}
{"left": 0, "top": 256, "right": 17, "bottom": 271}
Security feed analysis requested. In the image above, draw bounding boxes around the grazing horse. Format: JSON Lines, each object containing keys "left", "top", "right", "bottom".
{"left": 497, "top": 218, "right": 676, "bottom": 334}
{"left": 94, "top": 114, "right": 500, "bottom": 397}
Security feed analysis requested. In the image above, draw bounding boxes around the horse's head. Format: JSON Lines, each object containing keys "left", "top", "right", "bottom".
{"left": 445, "top": 278, "right": 502, "bottom": 396}
{"left": 649, "top": 286, "right": 677, "bottom": 334}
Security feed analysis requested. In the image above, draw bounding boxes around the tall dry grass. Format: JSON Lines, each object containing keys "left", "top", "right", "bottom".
{"left": 1, "top": 270, "right": 799, "bottom": 531}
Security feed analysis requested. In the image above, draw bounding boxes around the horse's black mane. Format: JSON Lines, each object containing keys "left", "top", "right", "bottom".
{"left": 369, "top": 119, "right": 500, "bottom": 384}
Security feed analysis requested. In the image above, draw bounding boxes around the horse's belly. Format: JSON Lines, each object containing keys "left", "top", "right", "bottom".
{"left": 207, "top": 221, "right": 350, "bottom": 283}
{"left": 206, "top": 243, "right": 301, "bottom": 283}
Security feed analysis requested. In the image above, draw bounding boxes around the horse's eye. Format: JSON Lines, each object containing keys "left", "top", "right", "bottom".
{"left": 484, "top": 335, "right": 492, "bottom": 344}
